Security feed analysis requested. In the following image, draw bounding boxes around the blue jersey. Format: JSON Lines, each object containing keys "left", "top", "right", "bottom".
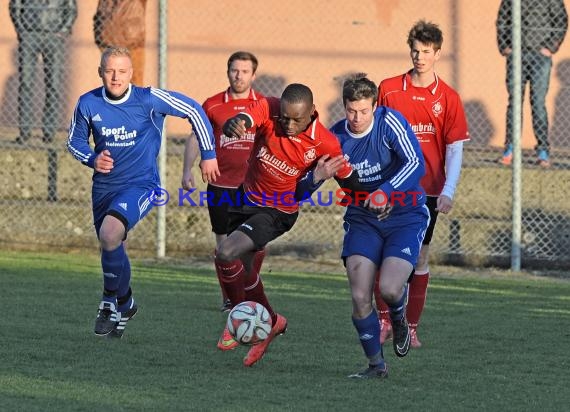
{"left": 330, "top": 106, "right": 426, "bottom": 218}
{"left": 67, "top": 85, "right": 215, "bottom": 191}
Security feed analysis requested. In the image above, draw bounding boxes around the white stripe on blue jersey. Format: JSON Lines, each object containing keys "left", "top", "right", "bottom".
{"left": 67, "top": 85, "right": 215, "bottom": 190}
{"left": 150, "top": 88, "right": 214, "bottom": 152}
{"left": 67, "top": 102, "right": 93, "bottom": 164}
{"left": 384, "top": 111, "right": 420, "bottom": 189}
{"left": 330, "top": 106, "right": 425, "bottom": 213}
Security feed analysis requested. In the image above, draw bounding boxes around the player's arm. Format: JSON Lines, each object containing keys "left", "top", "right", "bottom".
{"left": 222, "top": 113, "right": 253, "bottom": 139}
{"left": 67, "top": 100, "right": 114, "bottom": 174}
{"left": 222, "top": 97, "right": 273, "bottom": 139}
{"left": 294, "top": 155, "right": 346, "bottom": 201}
{"left": 437, "top": 141, "right": 464, "bottom": 213}
{"left": 67, "top": 100, "right": 97, "bottom": 168}
{"left": 323, "top": 128, "right": 368, "bottom": 202}
{"left": 150, "top": 88, "right": 219, "bottom": 182}
{"left": 378, "top": 110, "right": 425, "bottom": 198}
{"left": 181, "top": 132, "right": 199, "bottom": 190}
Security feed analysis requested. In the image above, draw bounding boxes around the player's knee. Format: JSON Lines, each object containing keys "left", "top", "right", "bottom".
{"left": 215, "top": 244, "right": 238, "bottom": 262}
{"left": 99, "top": 229, "right": 123, "bottom": 251}
{"left": 381, "top": 285, "right": 402, "bottom": 304}
{"left": 352, "top": 291, "right": 372, "bottom": 314}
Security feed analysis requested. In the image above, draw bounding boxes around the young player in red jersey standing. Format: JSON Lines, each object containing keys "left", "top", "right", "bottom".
{"left": 216, "top": 83, "right": 359, "bottom": 367}
{"left": 182, "top": 52, "right": 263, "bottom": 331}
{"left": 376, "top": 20, "right": 470, "bottom": 348}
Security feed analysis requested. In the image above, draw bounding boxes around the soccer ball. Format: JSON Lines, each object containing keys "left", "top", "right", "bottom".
{"left": 227, "top": 301, "right": 273, "bottom": 346}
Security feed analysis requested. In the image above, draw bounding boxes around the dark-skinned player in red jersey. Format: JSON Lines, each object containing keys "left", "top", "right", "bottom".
{"left": 215, "top": 83, "right": 362, "bottom": 367}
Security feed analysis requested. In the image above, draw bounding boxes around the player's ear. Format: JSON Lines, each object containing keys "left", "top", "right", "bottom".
{"left": 434, "top": 48, "right": 442, "bottom": 61}
{"left": 98, "top": 66, "right": 103, "bottom": 79}
{"left": 310, "top": 104, "right": 316, "bottom": 116}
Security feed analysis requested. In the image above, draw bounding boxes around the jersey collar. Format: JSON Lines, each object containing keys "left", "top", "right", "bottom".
{"left": 403, "top": 70, "right": 439, "bottom": 95}
{"left": 102, "top": 84, "right": 132, "bottom": 104}
{"left": 223, "top": 88, "right": 259, "bottom": 103}
{"left": 343, "top": 118, "right": 374, "bottom": 139}
{"left": 303, "top": 111, "right": 319, "bottom": 140}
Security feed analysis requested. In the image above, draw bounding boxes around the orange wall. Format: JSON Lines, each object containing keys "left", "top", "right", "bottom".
{"left": 0, "top": 0, "right": 568, "bottom": 149}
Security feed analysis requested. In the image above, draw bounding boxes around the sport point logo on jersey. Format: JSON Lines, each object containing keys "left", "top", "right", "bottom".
{"left": 102, "top": 125, "right": 138, "bottom": 147}
{"left": 351, "top": 159, "right": 383, "bottom": 183}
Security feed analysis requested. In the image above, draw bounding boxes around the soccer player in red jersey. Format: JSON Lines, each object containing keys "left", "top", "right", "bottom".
{"left": 215, "top": 83, "right": 359, "bottom": 367}
{"left": 376, "top": 20, "right": 470, "bottom": 348}
{"left": 182, "top": 52, "right": 263, "bottom": 326}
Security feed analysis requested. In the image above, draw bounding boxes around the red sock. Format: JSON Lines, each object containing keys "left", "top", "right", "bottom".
{"left": 406, "top": 271, "right": 430, "bottom": 328}
{"left": 214, "top": 257, "right": 245, "bottom": 306}
{"left": 250, "top": 248, "right": 266, "bottom": 278}
{"left": 374, "top": 270, "right": 390, "bottom": 322}
{"left": 244, "top": 271, "right": 276, "bottom": 324}
{"left": 213, "top": 249, "right": 229, "bottom": 301}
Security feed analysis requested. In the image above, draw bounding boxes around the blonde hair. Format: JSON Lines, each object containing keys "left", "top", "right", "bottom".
{"left": 100, "top": 46, "right": 132, "bottom": 68}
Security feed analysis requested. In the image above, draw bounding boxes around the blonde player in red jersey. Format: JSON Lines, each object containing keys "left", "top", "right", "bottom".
{"left": 182, "top": 52, "right": 263, "bottom": 326}
{"left": 375, "top": 20, "right": 470, "bottom": 348}
{"left": 215, "top": 83, "right": 361, "bottom": 367}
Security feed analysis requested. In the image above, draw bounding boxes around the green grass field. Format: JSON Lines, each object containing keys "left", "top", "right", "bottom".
{"left": 1, "top": 251, "right": 569, "bottom": 411}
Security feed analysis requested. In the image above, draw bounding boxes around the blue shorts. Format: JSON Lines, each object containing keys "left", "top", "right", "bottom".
{"left": 92, "top": 186, "right": 155, "bottom": 235}
{"left": 341, "top": 205, "right": 430, "bottom": 266}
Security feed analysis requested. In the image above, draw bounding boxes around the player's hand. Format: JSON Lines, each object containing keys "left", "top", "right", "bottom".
{"left": 436, "top": 195, "right": 453, "bottom": 214}
{"left": 222, "top": 117, "right": 247, "bottom": 138}
{"left": 313, "top": 154, "right": 345, "bottom": 182}
{"left": 199, "top": 158, "right": 220, "bottom": 183}
{"left": 539, "top": 47, "right": 552, "bottom": 57}
{"left": 375, "top": 203, "right": 393, "bottom": 220}
{"left": 501, "top": 47, "right": 512, "bottom": 56}
{"left": 94, "top": 149, "right": 113, "bottom": 173}
{"left": 181, "top": 169, "right": 196, "bottom": 190}
{"left": 364, "top": 189, "right": 392, "bottom": 219}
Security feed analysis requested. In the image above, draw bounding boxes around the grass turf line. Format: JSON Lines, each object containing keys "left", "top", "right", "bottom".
{"left": 0, "top": 250, "right": 569, "bottom": 411}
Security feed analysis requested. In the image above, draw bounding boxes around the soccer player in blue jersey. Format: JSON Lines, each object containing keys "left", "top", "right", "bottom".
{"left": 67, "top": 47, "right": 219, "bottom": 338}
{"left": 329, "top": 73, "right": 429, "bottom": 379}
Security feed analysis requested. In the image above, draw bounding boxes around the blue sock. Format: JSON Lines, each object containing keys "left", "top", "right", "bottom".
{"left": 117, "top": 255, "right": 132, "bottom": 302}
{"left": 389, "top": 285, "right": 408, "bottom": 321}
{"left": 352, "top": 311, "right": 384, "bottom": 366}
{"left": 117, "top": 288, "right": 135, "bottom": 313}
{"left": 101, "top": 244, "right": 127, "bottom": 302}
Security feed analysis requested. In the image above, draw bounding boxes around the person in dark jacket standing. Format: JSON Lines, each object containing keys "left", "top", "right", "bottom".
{"left": 9, "top": 0, "right": 77, "bottom": 144}
{"left": 496, "top": 0, "right": 568, "bottom": 168}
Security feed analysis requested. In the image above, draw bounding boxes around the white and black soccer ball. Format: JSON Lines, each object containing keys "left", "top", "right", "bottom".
{"left": 226, "top": 301, "right": 273, "bottom": 346}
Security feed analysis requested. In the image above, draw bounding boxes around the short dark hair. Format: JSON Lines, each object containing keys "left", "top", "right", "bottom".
{"left": 342, "top": 73, "right": 378, "bottom": 106}
{"left": 407, "top": 20, "right": 443, "bottom": 50}
{"left": 281, "top": 83, "right": 313, "bottom": 106}
{"left": 227, "top": 51, "right": 259, "bottom": 73}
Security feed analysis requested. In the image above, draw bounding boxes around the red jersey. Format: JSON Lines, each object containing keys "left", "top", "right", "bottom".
{"left": 242, "top": 97, "right": 353, "bottom": 213}
{"left": 378, "top": 71, "right": 469, "bottom": 196}
{"left": 203, "top": 88, "right": 263, "bottom": 188}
